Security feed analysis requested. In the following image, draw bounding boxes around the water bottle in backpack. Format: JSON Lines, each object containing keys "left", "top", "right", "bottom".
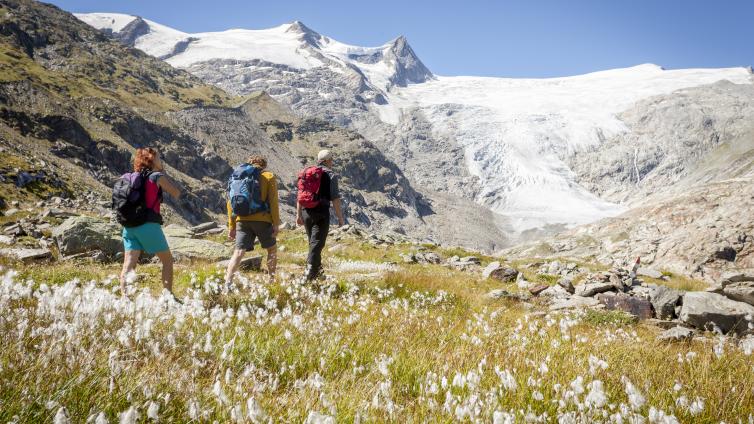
{"left": 228, "top": 164, "right": 268, "bottom": 216}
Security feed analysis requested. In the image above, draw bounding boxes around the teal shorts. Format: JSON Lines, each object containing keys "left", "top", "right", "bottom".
{"left": 122, "top": 222, "right": 169, "bottom": 254}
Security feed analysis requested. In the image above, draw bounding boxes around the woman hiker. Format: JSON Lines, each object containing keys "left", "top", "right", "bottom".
{"left": 117, "top": 147, "right": 181, "bottom": 299}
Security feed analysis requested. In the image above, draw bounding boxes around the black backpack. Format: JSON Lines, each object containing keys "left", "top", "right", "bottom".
{"left": 112, "top": 170, "right": 152, "bottom": 227}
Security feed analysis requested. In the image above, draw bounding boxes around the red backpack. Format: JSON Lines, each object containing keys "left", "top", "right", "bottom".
{"left": 297, "top": 166, "right": 324, "bottom": 208}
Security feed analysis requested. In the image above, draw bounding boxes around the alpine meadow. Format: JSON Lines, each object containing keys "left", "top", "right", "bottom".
{"left": 1, "top": 0, "right": 754, "bottom": 423}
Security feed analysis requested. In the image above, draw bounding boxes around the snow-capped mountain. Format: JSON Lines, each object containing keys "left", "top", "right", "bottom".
{"left": 77, "top": 12, "right": 754, "bottom": 244}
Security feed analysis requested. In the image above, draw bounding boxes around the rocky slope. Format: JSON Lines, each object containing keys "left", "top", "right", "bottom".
{"left": 0, "top": 0, "right": 509, "bottom": 246}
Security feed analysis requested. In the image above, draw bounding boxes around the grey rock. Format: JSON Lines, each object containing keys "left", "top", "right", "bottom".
{"left": 191, "top": 221, "right": 218, "bottom": 232}
{"left": 4, "top": 208, "right": 20, "bottom": 216}
{"left": 0, "top": 247, "right": 52, "bottom": 261}
{"left": 658, "top": 326, "right": 696, "bottom": 342}
{"left": 637, "top": 267, "right": 664, "bottom": 280}
{"left": 482, "top": 261, "right": 518, "bottom": 282}
{"left": 216, "top": 255, "right": 262, "bottom": 271}
{"left": 679, "top": 292, "right": 754, "bottom": 334}
{"left": 574, "top": 282, "right": 616, "bottom": 297}
{"left": 162, "top": 224, "right": 196, "bottom": 239}
{"left": 649, "top": 286, "right": 684, "bottom": 319}
{"left": 0, "top": 235, "right": 14, "bottom": 245}
{"left": 3, "top": 224, "right": 25, "bottom": 237}
{"left": 595, "top": 293, "right": 652, "bottom": 319}
{"left": 485, "top": 289, "right": 529, "bottom": 301}
{"left": 460, "top": 256, "right": 481, "bottom": 265}
{"left": 557, "top": 277, "right": 575, "bottom": 294}
{"left": 529, "top": 284, "right": 550, "bottom": 296}
{"left": 720, "top": 272, "right": 754, "bottom": 287}
{"left": 168, "top": 236, "right": 230, "bottom": 262}
{"left": 42, "top": 208, "right": 73, "bottom": 218}
{"left": 539, "top": 284, "right": 571, "bottom": 299}
{"left": 549, "top": 296, "right": 601, "bottom": 311}
{"left": 53, "top": 216, "right": 122, "bottom": 258}
{"left": 722, "top": 282, "right": 754, "bottom": 306}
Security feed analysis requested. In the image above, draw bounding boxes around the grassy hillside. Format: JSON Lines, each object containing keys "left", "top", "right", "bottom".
{"left": 1, "top": 228, "right": 752, "bottom": 422}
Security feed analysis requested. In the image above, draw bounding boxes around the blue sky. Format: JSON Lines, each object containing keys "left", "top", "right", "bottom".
{"left": 50, "top": 0, "right": 753, "bottom": 78}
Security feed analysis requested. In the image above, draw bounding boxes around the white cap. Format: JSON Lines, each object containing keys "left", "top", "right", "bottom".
{"left": 317, "top": 149, "right": 332, "bottom": 162}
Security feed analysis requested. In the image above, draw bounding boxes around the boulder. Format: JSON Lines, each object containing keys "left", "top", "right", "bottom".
{"left": 574, "top": 282, "right": 616, "bottom": 297}
{"left": 645, "top": 318, "right": 683, "bottom": 330}
{"left": 162, "top": 224, "right": 196, "bottom": 239}
{"left": 722, "top": 282, "right": 754, "bottom": 306}
{"left": 482, "top": 261, "right": 518, "bottom": 282}
{"left": 637, "top": 267, "right": 664, "bottom": 280}
{"left": 461, "top": 256, "right": 481, "bottom": 265}
{"left": 539, "top": 284, "right": 571, "bottom": 299}
{"left": 558, "top": 277, "right": 575, "bottom": 294}
{"left": 53, "top": 216, "right": 121, "bottom": 258}
{"left": 679, "top": 292, "right": 754, "bottom": 335}
{"left": 658, "top": 326, "right": 696, "bottom": 342}
{"left": 649, "top": 286, "right": 683, "bottom": 320}
{"left": 529, "top": 284, "right": 550, "bottom": 296}
{"left": 168, "top": 237, "right": 230, "bottom": 262}
{"left": 0, "top": 235, "right": 14, "bottom": 245}
{"left": 720, "top": 272, "right": 754, "bottom": 287}
{"left": 191, "top": 222, "right": 218, "bottom": 233}
{"left": 216, "top": 255, "right": 262, "bottom": 271}
{"left": 549, "top": 296, "right": 600, "bottom": 311}
{"left": 0, "top": 247, "right": 52, "bottom": 262}
{"left": 595, "top": 293, "right": 653, "bottom": 319}
{"left": 485, "top": 289, "right": 530, "bottom": 301}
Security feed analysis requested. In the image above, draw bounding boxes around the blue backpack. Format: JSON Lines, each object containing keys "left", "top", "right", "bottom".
{"left": 228, "top": 164, "right": 268, "bottom": 216}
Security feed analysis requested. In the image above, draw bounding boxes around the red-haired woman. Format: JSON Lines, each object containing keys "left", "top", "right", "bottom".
{"left": 119, "top": 147, "right": 181, "bottom": 298}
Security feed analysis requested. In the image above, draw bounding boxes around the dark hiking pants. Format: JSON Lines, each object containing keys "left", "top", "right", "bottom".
{"left": 303, "top": 209, "right": 329, "bottom": 280}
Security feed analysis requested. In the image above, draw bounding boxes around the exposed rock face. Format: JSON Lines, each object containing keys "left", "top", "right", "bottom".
{"left": 679, "top": 292, "right": 754, "bottom": 335}
{"left": 649, "top": 286, "right": 684, "bottom": 320}
{"left": 723, "top": 282, "right": 754, "bottom": 306}
{"left": 595, "top": 293, "right": 653, "bottom": 319}
{"left": 53, "top": 216, "right": 122, "bottom": 258}
{"left": 504, "top": 177, "right": 754, "bottom": 283}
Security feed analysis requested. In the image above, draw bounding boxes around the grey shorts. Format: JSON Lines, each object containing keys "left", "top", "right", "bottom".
{"left": 236, "top": 221, "right": 276, "bottom": 251}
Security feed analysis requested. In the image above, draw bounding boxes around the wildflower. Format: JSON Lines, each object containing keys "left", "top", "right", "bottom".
{"left": 146, "top": 401, "right": 159, "bottom": 420}
{"left": 585, "top": 380, "right": 607, "bottom": 408}
{"left": 94, "top": 412, "right": 109, "bottom": 424}
{"left": 247, "top": 397, "right": 266, "bottom": 422}
{"left": 304, "top": 411, "right": 335, "bottom": 424}
{"left": 588, "top": 355, "right": 608, "bottom": 375}
{"left": 648, "top": 407, "right": 679, "bottom": 424}
{"left": 119, "top": 406, "right": 139, "bottom": 424}
{"left": 532, "top": 391, "right": 544, "bottom": 401}
{"left": 493, "top": 410, "right": 515, "bottom": 424}
{"left": 621, "top": 376, "right": 645, "bottom": 410}
{"left": 53, "top": 407, "right": 71, "bottom": 424}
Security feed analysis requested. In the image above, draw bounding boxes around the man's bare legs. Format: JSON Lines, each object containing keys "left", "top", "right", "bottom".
{"left": 120, "top": 250, "right": 141, "bottom": 295}
{"left": 224, "top": 245, "right": 278, "bottom": 286}
{"left": 224, "top": 248, "right": 247, "bottom": 286}
{"left": 266, "top": 245, "right": 277, "bottom": 282}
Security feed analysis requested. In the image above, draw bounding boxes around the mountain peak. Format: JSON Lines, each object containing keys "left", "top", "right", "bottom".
{"left": 285, "top": 20, "right": 322, "bottom": 47}
{"left": 382, "top": 35, "right": 433, "bottom": 87}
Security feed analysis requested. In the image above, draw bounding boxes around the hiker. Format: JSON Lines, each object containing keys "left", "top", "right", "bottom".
{"left": 225, "top": 155, "right": 280, "bottom": 286}
{"left": 296, "top": 149, "right": 345, "bottom": 281}
{"left": 115, "top": 147, "right": 181, "bottom": 297}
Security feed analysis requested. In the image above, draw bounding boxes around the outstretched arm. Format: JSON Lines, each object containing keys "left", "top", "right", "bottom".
{"left": 333, "top": 198, "right": 345, "bottom": 226}
{"left": 157, "top": 175, "right": 181, "bottom": 199}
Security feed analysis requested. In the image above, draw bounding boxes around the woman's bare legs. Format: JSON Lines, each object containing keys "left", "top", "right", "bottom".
{"left": 120, "top": 250, "right": 141, "bottom": 295}
{"left": 154, "top": 250, "right": 174, "bottom": 293}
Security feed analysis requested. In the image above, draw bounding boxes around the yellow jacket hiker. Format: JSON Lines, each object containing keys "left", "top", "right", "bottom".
{"left": 225, "top": 169, "right": 280, "bottom": 229}
{"left": 224, "top": 155, "right": 280, "bottom": 286}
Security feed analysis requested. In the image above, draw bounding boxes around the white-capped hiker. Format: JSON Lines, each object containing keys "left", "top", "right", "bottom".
{"left": 296, "top": 149, "right": 345, "bottom": 281}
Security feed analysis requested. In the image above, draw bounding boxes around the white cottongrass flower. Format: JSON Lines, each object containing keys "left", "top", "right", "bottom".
{"left": 687, "top": 397, "right": 704, "bottom": 416}
{"left": 588, "top": 355, "right": 608, "bottom": 375}
{"left": 146, "top": 401, "right": 159, "bottom": 420}
{"left": 376, "top": 355, "right": 393, "bottom": 377}
{"left": 119, "top": 406, "right": 139, "bottom": 424}
{"left": 94, "top": 412, "right": 109, "bottom": 424}
{"left": 585, "top": 380, "right": 607, "bottom": 408}
{"left": 532, "top": 391, "right": 544, "bottom": 401}
{"left": 247, "top": 397, "right": 266, "bottom": 423}
{"left": 304, "top": 411, "right": 335, "bottom": 424}
{"left": 493, "top": 410, "right": 515, "bottom": 424}
{"left": 648, "top": 407, "right": 679, "bottom": 424}
{"left": 621, "top": 376, "right": 645, "bottom": 410}
{"left": 54, "top": 407, "right": 71, "bottom": 424}
{"left": 494, "top": 367, "right": 517, "bottom": 391}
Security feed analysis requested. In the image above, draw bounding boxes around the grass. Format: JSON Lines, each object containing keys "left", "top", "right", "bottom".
{"left": 0, "top": 229, "right": 752, "bottom": 423}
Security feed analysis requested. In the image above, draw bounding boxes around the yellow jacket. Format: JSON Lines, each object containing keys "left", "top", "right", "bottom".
{"left": 227, "top": 170, "right": 280, "bottom": 229}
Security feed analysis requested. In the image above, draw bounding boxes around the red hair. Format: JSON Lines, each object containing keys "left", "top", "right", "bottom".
{"left": 133, "top": 147, "right": 158, "bottom": 172}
